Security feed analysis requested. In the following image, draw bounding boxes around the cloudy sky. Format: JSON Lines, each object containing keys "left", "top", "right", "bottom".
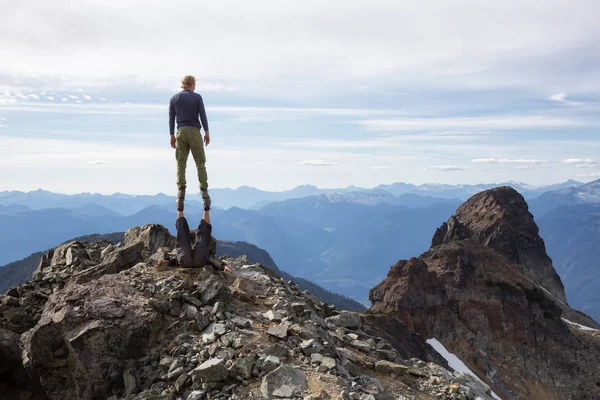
{"left": 1, "top": 0, "right": 599, "bottom": 194}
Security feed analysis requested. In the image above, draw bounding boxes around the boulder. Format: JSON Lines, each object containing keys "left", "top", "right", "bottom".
{"left": 187, "top": 391, "right": 205, "bottom": 400}
{"left": 320, "top": 357, "right": 336, "bottom": 370}
{"left": 72, "top": 242, "right": 144, "bottom": 283}
{"left": 50, "top": 241, "right": 76, "bottom": 266}
{"left": 262, "top": 355, "right": 281, "bottom": 373}
{"left": 268, "top": 321, "right": 291, "bottom": 339}
{"left": 65, "top": 242, "right": 89, "bottom": 266}
{"left": 374, "top": 361, "right": 408, "bottom": 375}
{"left": 325, "top": 312, "right": 362, "bottom": 329}
{"left": 193, "top": 358, "right": 229, "bottom": 382}
{"left": 233, "top": 354, "right": 257, "bottom": 379}
{"left": 300, "top": 338, "right": 321, "bottom": 356}
{"left": 124, "top": 224, "right": 176, "bottom": 254}
{"left": 197, "top": 271, "right": 227, "bottom": 305}
{"left": 101, "top": 244, "right": 116, "bottom": 259}
{"left": 34, "top": 249, "right": 54, "bottom": 279}
{"left": 264, "top": 310, "right": 283, "bottom": 322}
{"left": 19, "top": 273, "right": 159, "bottom": 400}
{"left": 260, "top": 365, "right": 308, "bottom": 400}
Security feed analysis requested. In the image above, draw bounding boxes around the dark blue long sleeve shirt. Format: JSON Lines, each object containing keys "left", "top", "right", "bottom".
{"left": 169, "top": 90, "right": 209, "bottom": 135}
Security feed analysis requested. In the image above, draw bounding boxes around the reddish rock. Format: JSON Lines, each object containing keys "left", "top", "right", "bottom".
{"left": 370, "top": 187, "right": 600, "bottom": 400}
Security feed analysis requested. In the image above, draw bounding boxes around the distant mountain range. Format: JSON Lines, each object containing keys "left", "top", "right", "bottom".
{"left": 0, "top": 194, "right": 460, "bottom": 303}
{"left": 528, "top": 179, "right": 600, "bottom": 217}
{"left": 1, "top": 178, "right": 599, "bottom": 307}
{"left": 538, "top": 204, "right": 600, "bottom": 322}
{"left": 0, "top": 179, "right": 584, "bottom": 214}
{"left": 373, "top": 179, "right": 583, "bottom": 199}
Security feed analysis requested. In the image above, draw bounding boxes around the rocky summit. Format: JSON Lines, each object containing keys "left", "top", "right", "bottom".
{"left": 370, "top": 187, "right": 600, "bottom": 400}
{"left": 1, "top": 223, "right": 497, "bottom": 400}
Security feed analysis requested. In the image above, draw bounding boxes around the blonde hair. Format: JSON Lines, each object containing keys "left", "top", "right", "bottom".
{"left": 181, "top": 75, "right": 196, "bottom": 89}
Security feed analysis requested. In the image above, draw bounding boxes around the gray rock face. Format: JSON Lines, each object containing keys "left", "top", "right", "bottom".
{"left": 19, "top": 273, "right": 159, "bottom": 400}
{"left": 193, "top": 358, "right": 229, "bottom": 382}
{"left": 124, "top": 224, "right": 175, "bottom": 254}
{"left": 326, "top": 312, "right": 362, "bottom": 329}
{"left": 73, "top": 242, "right": 144, "bottom": 283}
{"left": 0, "top": 328, "right": 20, "bottom": 374}
{"left": 260, "top": 365, "right": 308, "bottom": 400}
{"left": 431, "top": 187, "right": 566, "bottom": 303}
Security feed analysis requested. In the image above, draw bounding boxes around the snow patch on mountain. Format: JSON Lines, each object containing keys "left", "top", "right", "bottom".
{"left": 562, "top": 318, "right": 599, "bottom": 332}
{"left": 426, "top": 338, "right": 502, "bottom": 400}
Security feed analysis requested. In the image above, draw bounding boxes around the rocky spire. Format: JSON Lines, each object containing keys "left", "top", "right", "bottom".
{"left": 431, "top": 186, "right": 566, "bottom": 302}
{"left": 370, "top": 187, "right": 600, "bottom": 400}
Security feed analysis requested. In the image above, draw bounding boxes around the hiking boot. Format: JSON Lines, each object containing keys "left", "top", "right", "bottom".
{"left": 176, "top": 187, "right": 185, "bottom": 211}
{"left": 201, "top": 188, "right": 211, "bottom": 211}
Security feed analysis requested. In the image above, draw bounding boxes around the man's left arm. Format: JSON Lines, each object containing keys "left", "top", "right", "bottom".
{"left": 169, "top": 99, "right": 176, "bottom": 148}
{"left": 209, "top": 258, "right": 231, "bottom": 272}
{"left": 198, "top": 95, "right": 210, "bottom": 145}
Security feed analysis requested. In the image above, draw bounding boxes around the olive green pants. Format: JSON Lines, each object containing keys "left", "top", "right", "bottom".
{"left": 176, "top": 126, "right": 208, "bottom": 190}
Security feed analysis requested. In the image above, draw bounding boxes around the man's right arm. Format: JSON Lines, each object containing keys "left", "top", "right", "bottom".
{"left": 169, "top": 98, "right": 176, "bottom": 136}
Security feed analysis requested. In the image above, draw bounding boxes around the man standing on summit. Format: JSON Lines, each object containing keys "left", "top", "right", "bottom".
{"left": 169, "top": 75, "right": 211, "bottom": 212}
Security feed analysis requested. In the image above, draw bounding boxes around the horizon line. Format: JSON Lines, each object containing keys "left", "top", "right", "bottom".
{"left": 0, "top": 178, "right": 589, "bottom": 197}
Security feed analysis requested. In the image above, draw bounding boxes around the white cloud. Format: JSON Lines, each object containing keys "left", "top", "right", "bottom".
{"left": 88, "top": 160, "right": 114, "bottom": 165}
{"left": 283, "top": 139, "right": 393, "bottom": 149}
{"left": 563, "top": 158, "right": 598, "bottom": 168}
{"left": 1, "top": 0, "right": 600, "bottom": 95}
{"left": 301, "top": 160, "right": 339, "bottom": 166}
{"left": 69, "top": 95, "right": 78, "bottom": 99}
{"left": 61, "top": 97, "right": 68, "bottom": 102}
{"left": 514, "top": 165, "right": 548, "bottom": 170}
{"left": 549, "top": 93, "right": 583, "bottom": 106}
{"left": 0, "top": 116, "right": 6, "bottom": 121}
{"left": 0, "top": 137, "right": 169, "bottom": 167}
{"left": 211, "top": 105, "right": 405, "bottom": 122}
{"left": 47, "top": 96, "right": 55, "bottom": 101}
{"left": 359, "top": 116, "right": 578, "bottom": 132}
{"left": 0, "top": 124, "right": 7, "bottom": 128}
{"left": 563, "top": 158, "right": 592, "bottom": 164}
{"left": 371, "top": 166, "right": 389, "bottom": 170}
{"left": 471, "top": 158, "right": 547, "bottom": 165}
{"left": 0, "top": 101, "right": 410, "bottom": 122}
{"left": 28, "top": 94, "right": 40, "bottom": 100}
{"left": 82, "top": 95, "right": 92, "bottom": 100}
{"left": 423, "top": 165, "right": 466, "bottom": 171}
